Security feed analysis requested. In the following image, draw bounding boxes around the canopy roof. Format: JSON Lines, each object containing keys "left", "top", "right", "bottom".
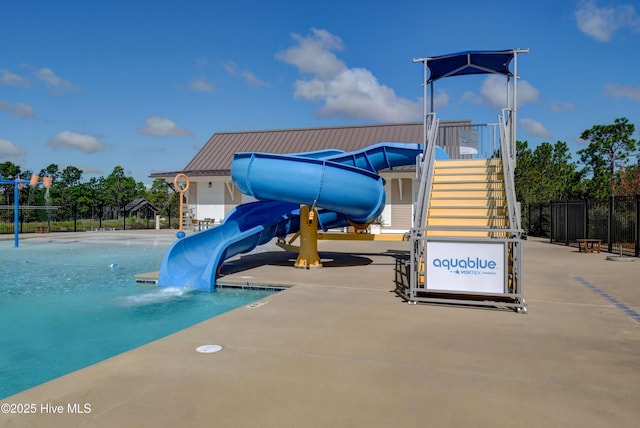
{"left": 424, "top": 50, "right": 515, "bottom": 83}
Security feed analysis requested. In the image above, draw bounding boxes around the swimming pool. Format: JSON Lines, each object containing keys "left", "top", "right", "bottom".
{"left": 0, "top": 234, "right": 277, "bottom": 399}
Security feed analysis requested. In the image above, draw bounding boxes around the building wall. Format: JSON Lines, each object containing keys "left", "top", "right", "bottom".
{"left": 188, "top": 177, "right": 260, "bottom": 223}
{"left": 195, "top": 180, "right": 225, "bottom": 222}
{"left": 188, "top": 174, "right": 417, "bottom": 233}
{"left": 380, "top": 172, "right": 416, "bottom": 233}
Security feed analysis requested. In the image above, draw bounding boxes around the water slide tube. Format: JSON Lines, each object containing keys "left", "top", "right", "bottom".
{"left": 158, "top": 142, "right": 448, "bottom": 290}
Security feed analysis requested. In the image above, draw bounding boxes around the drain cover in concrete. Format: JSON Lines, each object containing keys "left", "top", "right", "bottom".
{"left": 196, "top": 344, "right": 223, "bottom": 353}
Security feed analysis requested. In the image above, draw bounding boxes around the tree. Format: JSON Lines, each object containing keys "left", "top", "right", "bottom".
{"left": 515, "top": 140, "right": 583, "bottom": 203}
{"left": 145, "top": 178, "right": 174, "bottom": 216}
{"left": 0, "top": 161, "right": 21, "bottom": 179}
{"left": 615, "top": 159, "right": 640, "bottom": 196}
{"left": 103, "top": 166, "right": 140, "bottom": 218}
{"left": 50, "top": 166, "right": 86, "bottom": 219}
{"left": 0, "top": 161, "right": 22, "bottom": 205}
{"left": 39, "top": 164, "right": 60, "bottom": 182}
{"left": 578, "top": 117, "right": 638, "bottom": 198}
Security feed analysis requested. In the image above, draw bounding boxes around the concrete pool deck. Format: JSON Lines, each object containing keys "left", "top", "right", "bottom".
{"left": 2, "top": 232, "right": 640, "bottom": 427}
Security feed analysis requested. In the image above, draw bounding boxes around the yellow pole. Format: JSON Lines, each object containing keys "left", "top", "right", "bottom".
{"left": 294, "top": 204, "right": 322, "bottom": 269}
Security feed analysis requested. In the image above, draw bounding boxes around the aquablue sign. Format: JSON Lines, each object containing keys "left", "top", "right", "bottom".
{"left": 426, "top": 241, "right": 505, "bottom": 293}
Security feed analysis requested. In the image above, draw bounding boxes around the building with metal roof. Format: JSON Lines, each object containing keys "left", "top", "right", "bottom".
{"left": 151, "top": 121, "right": 471, "bottom": 232}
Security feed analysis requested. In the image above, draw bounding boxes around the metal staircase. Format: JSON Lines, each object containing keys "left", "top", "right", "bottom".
{"left": 407, "top": 119, "right": 525, "bottom": 311}
{"left": 427, "top": 158, "right": 509, "bottom": 238}
{"left": 407, "top": 49, "right": 528, "bottom": 312}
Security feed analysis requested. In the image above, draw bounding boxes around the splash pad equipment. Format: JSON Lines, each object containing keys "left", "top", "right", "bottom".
{"left": 0, "top": 173, "right": 52, "bottom": 248}
{"left": 174, "top": 173, "right": 190, "bottom": 239}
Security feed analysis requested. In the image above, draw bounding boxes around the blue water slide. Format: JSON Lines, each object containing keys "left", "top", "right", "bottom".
{"left": 158, "top": 142, "right": 447, "bottom": 291}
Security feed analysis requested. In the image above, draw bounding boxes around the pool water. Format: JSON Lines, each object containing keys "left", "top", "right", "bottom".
{"left": 0, "top": 236, "right": 276, "bottom": 399}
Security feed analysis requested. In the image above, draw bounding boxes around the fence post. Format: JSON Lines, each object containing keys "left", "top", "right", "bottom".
{"left": 539, "top": 203, "right": 543, "bottom": 237}
{"left": 565, "top": 200, "right": 569, "bottom": 246}
{"left": 635, "top": 195, "right": 640, "bottom": 257}
{"left": 549, "top": 202, "right": 554, "bottom": 243}
{"left": 584, "top": 199, "right": 589, "bottom": 240}
{"left": 608, "top": 197, "right": 613, "bottom": 253}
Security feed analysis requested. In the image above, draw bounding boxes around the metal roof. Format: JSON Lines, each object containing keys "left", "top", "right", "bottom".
{"left": 124, "top": 197, "right": 158, "bottom": 213}
{"left": 151, "top": 121, "right": 468, "bottom": 178}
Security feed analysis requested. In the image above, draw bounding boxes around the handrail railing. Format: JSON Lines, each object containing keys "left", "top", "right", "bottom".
{"left": 435, "top": 122, "right": 500, "bottom": 160}
{"left": 499, "top": 110, "right": 521, "bottom": 233}
{"left": 413, "top": 113, "right": 439, "bottom": 230}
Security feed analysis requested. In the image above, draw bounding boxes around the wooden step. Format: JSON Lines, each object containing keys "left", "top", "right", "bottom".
{"left": 434, "top": 169, "right": 502, "bottom": 177}
{"left": 432, "top": 174, "right": 504, "bottom": 182}
{"left": 432, "top": 182, "right": 506, "bottom": 190}
{"left": 428, "top": 207, "right": 508, "bottom": 217}
{"left": 426, "top": 157, "right": 512, "bottom": 238}
{"left": 427, "top": 217, "right": 509, "bottom": 227}
{"left": 430, "top": 189, "right": 506, "bottom": 198}
{"left": 434, "top": 158, "right": 502, "bottom": 168}
{"left": 429, "top": 198, "right": 506, "bottom": 207}
{"left": 425, "top": 230, "right": 511, "bottom": 238}
{"left": 431, "top": 192, "right": 506, "bottom": 201}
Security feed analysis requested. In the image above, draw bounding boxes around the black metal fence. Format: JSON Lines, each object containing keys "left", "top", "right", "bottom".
{"left": 525, "top": 196, "right": 640, "bottom": 257}
{"left": 1, "top": 205, "right": 178, "bottom": 235}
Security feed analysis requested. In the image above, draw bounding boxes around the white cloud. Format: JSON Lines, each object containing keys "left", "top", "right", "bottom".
{"left": 138, "top": 116, "right": 194, "bottom": 137}
{"left": 223, "top": 61, "right": 270, "bottom": 88}
{"left": 187, "top": 57, "right": 216, "bottom": 92}
{"left": 188, "top": 79, "right": 214, "bottom": 92}
{"left": 13, "top": 103, "right": 35, "bottom": 117}
{"left": 0, "top": 100, "right": 35, "bottom": 118}
{"left": 461, "top": 90, "right": 482, "bottom": 104}
{"left": 276, "top": 28, "right": 420, "bottom": 122}
{"left": 519, "top": 118, "right": 552, "bottom": 139}
{"left": 575, "top": 0, "right": 640, "bottom": 42}
{"left": 604, "top": 83, "right": 640, "bottom": 100}
{"left": 480, "top": 74, "right": 539, "bottom": 109}
{"left": 0, "top": 69, "right": 29, "bottom": 87}
{"left": 77, "top": 165, "right": 103, "bottom": 175}
{"left": 48, "top": 131, "right": 105, "bottom": 153}
{"left": 36, "top": 68, "right": 77, "bottom": 94}
{"left": 223, "top": 61, "right": 237, "bottom": 75}
{"left": 240, "top": 70, "right": 269, "bottom": 88}
{"left": 276, "top": 28, "right": 346, "bottom": 80}
{"left": 511, "top": 81, "right": 539, "bottom": 107}
{"left": 0, "top": 138, "right": 27, "bottom": 163}
{"left": 550, "top": 101, "right": 575, "bottom": 112}
{"left": 432, "top": 90, "right": 450, "bottom": 110}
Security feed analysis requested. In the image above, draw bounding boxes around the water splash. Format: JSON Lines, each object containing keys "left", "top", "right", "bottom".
{"left": 115, "top": 287, "right": 192, "bottom": 307}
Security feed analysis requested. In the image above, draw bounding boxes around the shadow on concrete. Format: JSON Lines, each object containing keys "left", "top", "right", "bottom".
{"left": 219, "top": 250, "right": 375, "bottom": 276}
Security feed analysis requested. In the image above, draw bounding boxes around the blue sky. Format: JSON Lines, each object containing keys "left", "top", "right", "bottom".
{"left": 1, "top": 0, "right": 639, "bottom": 185}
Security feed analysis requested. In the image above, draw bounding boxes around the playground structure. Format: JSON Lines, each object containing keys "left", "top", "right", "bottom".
{"left": 407, "top": 49, "right": 528, "bottom": 312}
{"left": 0, "top": 173, "right": 53, "bottom": 247}
{"left": 158, "top": 143, "right": 448, "bottom": 290}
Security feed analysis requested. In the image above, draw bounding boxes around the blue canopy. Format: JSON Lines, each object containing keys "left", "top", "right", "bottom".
{"left": 426, "top": 50, "right": 515, "bottom": 83}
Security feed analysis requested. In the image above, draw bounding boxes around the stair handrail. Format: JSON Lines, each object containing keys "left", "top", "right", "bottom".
{"left": 499, "top": 109, "right": 521, "bottom": 234}
{"left": 414, "top": 112, "right": 439, "bottom": 231}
